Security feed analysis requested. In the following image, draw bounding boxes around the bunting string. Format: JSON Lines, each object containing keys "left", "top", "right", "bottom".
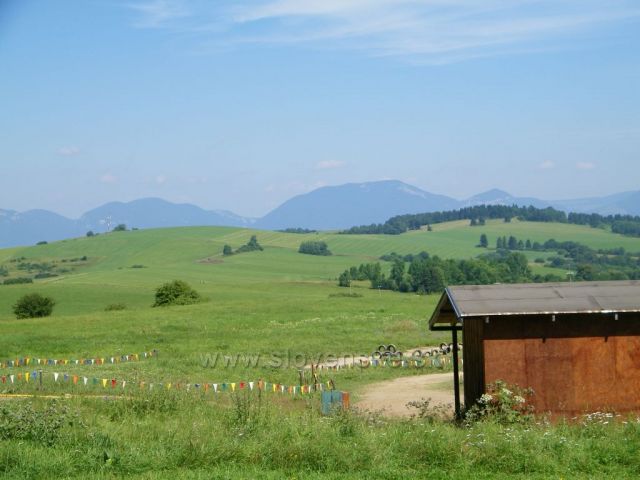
{"left": 1, "top": 370, "right": 322, "bottom": 397}
{"left": 0, "top": 350, "right": 158, "bottom": 369}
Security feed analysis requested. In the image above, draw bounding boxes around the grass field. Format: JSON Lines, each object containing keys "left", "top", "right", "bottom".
{"left": 1, "top": 220, "right": 640, "bottom": 478}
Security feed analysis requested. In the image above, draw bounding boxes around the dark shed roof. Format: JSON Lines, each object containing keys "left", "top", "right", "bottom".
{"left": 430, "top": 280, "right": 640, "bottom": 328}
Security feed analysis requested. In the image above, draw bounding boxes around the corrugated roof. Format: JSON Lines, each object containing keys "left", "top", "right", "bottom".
{"left": 430, "top": 280, "right": 640, "bottom": 326}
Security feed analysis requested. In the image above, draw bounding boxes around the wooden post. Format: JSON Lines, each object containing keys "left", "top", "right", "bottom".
{"left": 452, "top": 324, "right": 461, "bottom": 420}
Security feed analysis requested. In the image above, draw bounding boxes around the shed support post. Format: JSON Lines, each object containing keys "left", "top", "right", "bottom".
{"left": 452, "top": 324, "right": 461, "bottom": 420}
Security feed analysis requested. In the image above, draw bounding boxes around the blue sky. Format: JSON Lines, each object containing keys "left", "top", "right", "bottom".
{"left": 1, "top": 0, "right": 639, "bottom": 218}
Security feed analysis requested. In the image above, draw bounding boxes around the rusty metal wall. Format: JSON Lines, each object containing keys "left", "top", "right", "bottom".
{"left": 463, "top": 318, "right": 484, "bottom": 410}
{"left": 482, "top": 315, "right": 640, "bottom": 414}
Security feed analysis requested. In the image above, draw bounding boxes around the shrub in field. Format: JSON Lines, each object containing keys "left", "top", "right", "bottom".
{"left": 153, "top": 280, "right": 201, "bottom": 307}
{"left": 0, "top": 401, "right": 82, "bottom": 446}
{"left": 34, "top": 272, "right": 58, "bottom": 279}
{"left": 104, "top": 303, "right": 126, "bottom": 311}
{"left": 465, "top": 380, "right": 534, "bottom": 424}
{"left": 12, "top": 293, "right": 55, "bottom": 319}
{"left": 298, "top": 240, "right": 332, "bottom": 256}
{"left": 3, "top": 277, "right": 33, "bottom": 285}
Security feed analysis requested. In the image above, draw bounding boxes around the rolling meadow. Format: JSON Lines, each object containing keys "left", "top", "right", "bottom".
{"left": 1, "top": 219, "right": 640, "bottom": 478}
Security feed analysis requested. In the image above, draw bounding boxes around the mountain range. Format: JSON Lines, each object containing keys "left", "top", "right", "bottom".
{"left": 2, "top": 181, "right": 639, "bottom": 248}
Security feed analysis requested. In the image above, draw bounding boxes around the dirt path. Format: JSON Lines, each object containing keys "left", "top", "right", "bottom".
{"left": 355, "top": 373, "right": 463, "bottom": 417}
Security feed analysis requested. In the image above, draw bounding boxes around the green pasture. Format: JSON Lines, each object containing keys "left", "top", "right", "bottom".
{"left": 1, "top": 221, "right": 640, "bottom": 478}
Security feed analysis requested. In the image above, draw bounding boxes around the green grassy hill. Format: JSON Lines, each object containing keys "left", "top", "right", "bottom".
{"left": 0, "top": 219, "right": 637, "bottom": 373}
{"left": 1, "top": 220, "right": 640, "bottom": 478}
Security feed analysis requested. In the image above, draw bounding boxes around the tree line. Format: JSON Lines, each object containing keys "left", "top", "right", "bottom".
{"left": 340, "top": 204, "right": 640, "bottom": 238}
{"left": 484, "top": 234, "right": 640, "bottom": 280}
{"left": 338, "top": 250, "right": 541, "bottom": 294}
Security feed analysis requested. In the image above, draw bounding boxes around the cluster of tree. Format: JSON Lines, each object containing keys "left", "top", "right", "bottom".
{"left": 278, "top": 228, "right": 318, "bottom": 234}
{"left": 113, "top": 224, "right": 127, "bottom": 232}
{"left": 470, "top": 218, "right": 486, "bottom": 226}
{"left": 338, "top": 263, "right": 384, "bottom": 287}
{"left": 539, "top": 240, "right": 640, "bottom": 280}
{"left": 0, "top": 266, "right": 8, "bottom": 277}
{"left": 494, "top": 235, "right": 535, "bottom": 250}
{"left": 341, "top": 204, "right": 640, "bottom": 238}
{"left": 611, "top": 221, "right": 640, "bottom": 237}
{"left": 223, "top": 235, "right": 264, "bottom": 256}
{"left": 380, "top": 251, "right": 430, "bottom": 263}
{"left": 487, "top": 234, "right": 640, "bottom": 280}
{"left": 16, "top": 261, "right": 55, "bottom": 273}
{"left": 298, "top": 240, "right": 332, "bottom": 256}
{"left": 338, "top": 250, "right": 541, "bottom": 293}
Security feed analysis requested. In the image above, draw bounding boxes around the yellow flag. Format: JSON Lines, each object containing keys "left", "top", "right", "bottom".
{"left": 25, "top": 372, "right": 30, "bottom": 382}
{"left": 166, "top": 383, "right": 172, "bottom": 390}
{"left": 231, "top": 382, "right": 236, "bottom": 392}
{"left": 102, "top": 378, "right": 108, "bottom": 388}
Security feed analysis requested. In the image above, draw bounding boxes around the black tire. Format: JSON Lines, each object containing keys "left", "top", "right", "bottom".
{"left": 387, "top": 344, "right": 397, "bottom": 353}
{"left": 378, "top": 344, "right": 387, "bottom": 353}
{"left": 439, "top": 342, "right": 448, "bottom": 350}
{"left": 372, "top": 351, "right": 382, "bottom": 359}
{"left": 412, "top": 350, "right": 423, "bottom": 359}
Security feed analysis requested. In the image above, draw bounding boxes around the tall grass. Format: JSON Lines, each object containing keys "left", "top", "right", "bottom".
{"left": 1, "top": 392, "right": 640, "bottom": 479}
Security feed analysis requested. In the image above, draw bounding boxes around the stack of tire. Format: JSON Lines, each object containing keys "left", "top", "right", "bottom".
{"left": 409, "top": 343, "right": 463, "bottom": 359}
{"left": 371, "top": 344, "right": 402, "bottom": 360}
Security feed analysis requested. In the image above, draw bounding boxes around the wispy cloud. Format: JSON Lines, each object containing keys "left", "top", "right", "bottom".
{"left": 57, "top": 146, "right": 81, "bottom": 156}
{"left": 538, "top": 160, "right": 555, "bottom": 169}
{"left": 128, "top": 0, "right": 190, "bottom": 28}
{"left": 315, "top": 160, "right": 344, "bottom": 170}
{"left": 100, "top": 173, "right": 118, "bottom": 184}
{"left": 155, "top": 174, "right": 168, "bottom": 184}
{"left": 127, "top": 0, "right": 640, "bottom": 63}
{"left": 576, "top": 161, "right": 596, "bottom": 170}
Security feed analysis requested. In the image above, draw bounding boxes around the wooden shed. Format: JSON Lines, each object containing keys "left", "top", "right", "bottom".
{"left": 429, "top": 280, "right": 640, "bottom": 417}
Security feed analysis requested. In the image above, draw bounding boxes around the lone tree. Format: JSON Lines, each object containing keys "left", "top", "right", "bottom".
{"left": 13, "top": 293, "right": 55, "bottom": 319}
{"left": 479, "top": 233, "right": 489, "bottom": 248}
{"left": 222, "top": 244, "right": 233, "bottom": 256}
{"left": 338, "top": 270, "right": 351, "bottom": 287}
{"left": 153, "top": 280, "right": 201, "bottom": 307}
{"left": 113, "top": 224, "right": 127, "bottom": 232}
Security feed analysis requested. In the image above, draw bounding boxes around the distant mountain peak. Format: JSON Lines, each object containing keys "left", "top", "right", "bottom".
{"left": 255, "top": 180, "right": 459, "bottom": 230}
{"left": 468, "top": 189, "right": 513, "bottom": 202}
{"left": 2, "top": 181, "right": 639, "bottom": 248}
